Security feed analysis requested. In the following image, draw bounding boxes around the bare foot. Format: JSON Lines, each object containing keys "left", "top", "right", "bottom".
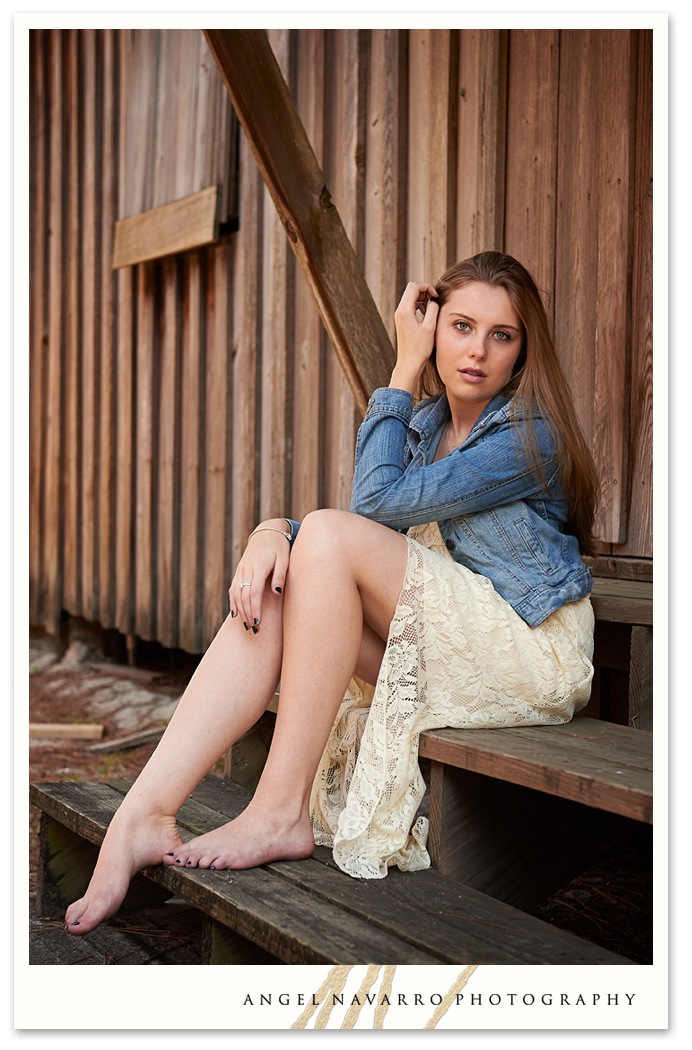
{"left": 163, "top": 803, "right": 314, "bottom": 871}
{"left": 64, "top": 807, "right": 182, "bottom": 935}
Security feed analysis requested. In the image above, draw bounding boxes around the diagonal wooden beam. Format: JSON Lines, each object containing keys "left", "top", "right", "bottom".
{"left": 204, "top": 29, "right": 395, "bottom": 415}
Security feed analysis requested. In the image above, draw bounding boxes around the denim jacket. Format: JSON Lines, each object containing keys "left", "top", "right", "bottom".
{"left": 349, "top": 386, "right": 592, "bottom": 627}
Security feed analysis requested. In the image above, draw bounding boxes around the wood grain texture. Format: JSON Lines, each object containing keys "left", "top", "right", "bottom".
{"left": 555, "top": 29, "right": 599, "bottom": 449}
{"left": 504, "top": 28, "right": 559, "bottom": 319}
{"left": 590, "top": 576, "right": 653, "bottom": 625}
{"left": 178, "top": 252, "right": 203, "bottom": 653}
{"left": 291, "top": 30, "right": 326, "bottom": 520}
{"left": 32, "top": 777, "right": 632, "bottom": 964}
{"left": 204, "top": 28, "right": 395, "bottom": 415}
{"left": 419, "top": 716, "right": 652, "bottom": 822}
{"left": 29, "top": 28, "right": 47, "bottom": 624}
{"left": 62, "top": 28, "right": 80, "bottom": 617}
{"left": 407, "top": 29, "right": 452, "bottom": 282}
{"left": 203, "top": 244, "right": 232, "bottom": 647}
{"left": 230, "top": 135, "right": 261, "bottom": 576}
{"left": 365, "top": 29, "right": 407, "bottom": 346}
{"left": 619, "top": 28, "right": 653, "bottom": 558}
{"left": 592, "top": 30, "right": 633, "bottom": 545}
{"left": 81, "top": 28, "right": 98, "bottom": 622}
{"left": 134, "top": 262, "right": 157, "bottom": 640}
{"left": 44, "top": 28, "right": 65, "bottom": 635}
{"left": 98, "top": 27, "right": 118, "bottom": 628}
{"left": 112, "top": 185, "right": 219, "bottom": 269}
{"left": 427, "top": 760, "right": 627, "bottom": 911}
{"left": 456, "top": 28, "right": 508, "bottom": 258}
{"left": 156, "top": 256, "right": 180, "bottom": 648}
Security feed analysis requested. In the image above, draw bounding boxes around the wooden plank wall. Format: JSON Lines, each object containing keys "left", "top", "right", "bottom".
{"left": 29, "top": 27, "right": 654, "bottom": 652}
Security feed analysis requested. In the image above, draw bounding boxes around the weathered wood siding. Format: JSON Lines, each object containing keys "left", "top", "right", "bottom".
{"left": 29, "top": 27, "right": 654, "bottom": 652}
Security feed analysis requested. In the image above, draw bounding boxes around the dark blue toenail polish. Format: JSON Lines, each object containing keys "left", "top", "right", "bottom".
{"left": 165, "top": 852, "right": 174, "bottom": 856}
{"left": 186, "top": 861, "right": 191, "bottom": 866}
{"left": 71, "top": 921, "right": 80, "bottom": 926}
{"left": 210, "top": 865, "right": 215, "bottom": 870}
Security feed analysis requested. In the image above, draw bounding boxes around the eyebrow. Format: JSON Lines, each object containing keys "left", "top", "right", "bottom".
{"left": 447, "top": 312, "right": 521, "bottom": 332}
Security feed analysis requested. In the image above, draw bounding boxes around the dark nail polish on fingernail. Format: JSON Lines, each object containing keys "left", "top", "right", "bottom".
{"left": 275, "top": 586, "right": 282, "bottom": 593}
{"left": 252, "top": 626, "right": 258, "bottom": 634}
{"left": 254, "top": 617, "right": 259, "bottom": 625}
{"left": 244, "top": 622, "right": 249, "bottom": 631}
{"left": 231, "top": 610, "right": 236, "bottom": 618}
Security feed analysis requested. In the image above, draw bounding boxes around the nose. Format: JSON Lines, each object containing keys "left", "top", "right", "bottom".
{"left": 467, "top": 332, "right": 488, "bottom": 360}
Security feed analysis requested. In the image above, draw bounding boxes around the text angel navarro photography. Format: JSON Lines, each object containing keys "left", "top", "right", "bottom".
{"left": 242, "top": 991, "right": 638, "bottom": 1009}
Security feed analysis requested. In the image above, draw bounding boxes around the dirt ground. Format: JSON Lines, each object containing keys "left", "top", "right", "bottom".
{"left": 28, "top": 628, "right": 653, "bottom": 965}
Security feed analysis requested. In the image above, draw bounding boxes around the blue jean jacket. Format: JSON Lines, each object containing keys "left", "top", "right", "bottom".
{"left": 349, "top": 386, "right": 592, "bottom": 627}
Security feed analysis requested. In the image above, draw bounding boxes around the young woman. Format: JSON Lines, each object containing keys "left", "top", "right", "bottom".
{"left": 65, "top": 251, "right": 598, "bottom": 933}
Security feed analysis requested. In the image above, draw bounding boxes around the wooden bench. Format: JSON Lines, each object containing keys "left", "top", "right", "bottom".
{"left": 30, "top": 774, "right": 635, "bottom": 965}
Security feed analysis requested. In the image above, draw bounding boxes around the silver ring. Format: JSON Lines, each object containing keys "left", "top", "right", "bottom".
{"left": 240, "top": 582, "right": 251, "bottom": 589}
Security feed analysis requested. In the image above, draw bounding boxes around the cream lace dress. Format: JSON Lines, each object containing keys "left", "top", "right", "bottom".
{"left": 309, "top": 520, "right": 595, "bottom": 879}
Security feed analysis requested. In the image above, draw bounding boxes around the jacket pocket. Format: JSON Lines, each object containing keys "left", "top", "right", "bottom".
{"left": 514, "top": 517, "right": 559, "bottom": 576}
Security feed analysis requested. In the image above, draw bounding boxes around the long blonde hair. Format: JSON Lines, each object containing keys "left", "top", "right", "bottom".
{"left": 419, "top": 252, "right": 599, "bottom": 556}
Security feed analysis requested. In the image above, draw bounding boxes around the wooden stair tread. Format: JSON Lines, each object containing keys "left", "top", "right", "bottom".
{"left": 419, "top": 717, "right": 652, "bottom": 823}
{"left": 590, "top": 577, "right": 653, "bottom": 625}
{"left": 30, "top": 776, "right": 634, "bottom": 965}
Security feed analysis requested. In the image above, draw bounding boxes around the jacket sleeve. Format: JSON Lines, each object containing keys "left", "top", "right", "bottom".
{"left": 350, "top": 387, "right": 562, "bottom": 529}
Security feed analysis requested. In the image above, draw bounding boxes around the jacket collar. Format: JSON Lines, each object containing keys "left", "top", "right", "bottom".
{"left": 410, "top": 391, "right": 511, "bottom": 448}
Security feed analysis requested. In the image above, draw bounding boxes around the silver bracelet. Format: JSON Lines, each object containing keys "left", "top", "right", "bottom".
{"left": 248, "top": 525, "right": 292, "bottom": 543}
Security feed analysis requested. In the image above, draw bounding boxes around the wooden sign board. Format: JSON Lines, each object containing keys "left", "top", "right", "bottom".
{"left": 112, "top": 185, "right": 219, "bottom": 269}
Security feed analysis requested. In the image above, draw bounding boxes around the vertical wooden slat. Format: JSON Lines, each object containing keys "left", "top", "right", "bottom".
{"left": 504, "top": 28, "right": 559, "bottom": 315}
{"left": 323, "top": 29, "right": 364, "bottom": 512}
{"left": 555, "top": 29, "right": 599, "bottom": 447}
{"left": 619, "top": 29, "right": 652, "bottom": 558}
{"left": 456, "top": 29, "right": 508, "bottom": 259}
{"left": 291, "top": 29, "right": 326, "bottom": 520}
{"left": 231, "top": 135, "right": 261, "bottom": 575}
{"left": 259, "top": 29, "right": 292, "bottom": 522}
{"left": 179, "top": 251, "right": 203, "bottom": 651}
{"left": 29, "top": 29, "right": 47, "bottom": 624}
{"left": 62, "top": 28, "right": 81, "bottom": 617}
{"left": 406, "top": 29, "right": 452, "bottom": 282}
{"left": 81, "top": 28, "right": 99, "bottom": 620}
{"left": 115, "top": 32, "right": 135, "bottom": 633}
{"left": 365, "top": 28, "right": 407, "bottom": 346}
{"left": 134, "top": 261, "right": 157, "bottom": 639}
{"left": 44, "top": 29, "right": 65, "bottom": 634}
{"left": 203, "top": 244, "right": 231, "bottom": 647}
{"left": 592, "top": 30, "right": 633, "bottom": 545}
{"left": 98, "top": 27, "right": 118, "bottom": 627}
{"left": 156, "top": 256, "right": 180, "bottom": 648}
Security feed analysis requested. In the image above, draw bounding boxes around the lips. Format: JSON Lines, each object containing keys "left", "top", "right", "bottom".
{"left": 461, "top": 368, "right": 486, "bottom": 377}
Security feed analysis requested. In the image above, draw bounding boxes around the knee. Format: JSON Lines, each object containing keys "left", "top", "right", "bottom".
{"left": 292, "top": 509, "right": 352, "bottom": 561}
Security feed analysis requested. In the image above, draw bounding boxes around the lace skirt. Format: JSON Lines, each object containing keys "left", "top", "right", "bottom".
{"left": 309, "top": 521, "right": 595, "bottom": 879}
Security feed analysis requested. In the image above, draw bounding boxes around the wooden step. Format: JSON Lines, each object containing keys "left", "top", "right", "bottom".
{"left": 590, "top": 577, "right": 653, "bottom": 625}
{"left": 419, "top": 716, "right": 652, "bottom": 822}
{"left": 30, "top": 776, "right": 635, "bottom": 965}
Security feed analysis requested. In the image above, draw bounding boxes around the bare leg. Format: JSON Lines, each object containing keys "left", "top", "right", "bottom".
{"left": 164, "top": 509, "right": 408, "bottom": 871}
{"left": 65, "top": 510, "right": 408, "bottom": 932}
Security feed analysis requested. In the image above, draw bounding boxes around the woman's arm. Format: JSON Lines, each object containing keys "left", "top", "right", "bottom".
{"left": 350, "top": 388, "right": 562, "bottom": 529}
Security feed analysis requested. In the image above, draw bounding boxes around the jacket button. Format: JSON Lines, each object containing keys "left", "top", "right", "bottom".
{"left": 445, "top": 539, "right": 454, "bottom": 551}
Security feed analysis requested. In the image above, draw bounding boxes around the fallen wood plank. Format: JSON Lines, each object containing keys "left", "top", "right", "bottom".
{"left": 204, "top": 29, "right": 395, "bottom": 415}
{"left": 112, "top": 185, "right": 219, "bottom": 268}
{"left": 88, "top": 727, "right": 166, "bottom": 752}
{"left": 29, "top": 723, "right": 104, "bottom": 741}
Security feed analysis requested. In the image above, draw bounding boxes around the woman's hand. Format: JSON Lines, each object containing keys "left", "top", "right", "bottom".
{"left": 229, "top": 519, "right": 291, "bottom": 631}
{"left": 390, "top": 282, "right": 439, "bottom": 395}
